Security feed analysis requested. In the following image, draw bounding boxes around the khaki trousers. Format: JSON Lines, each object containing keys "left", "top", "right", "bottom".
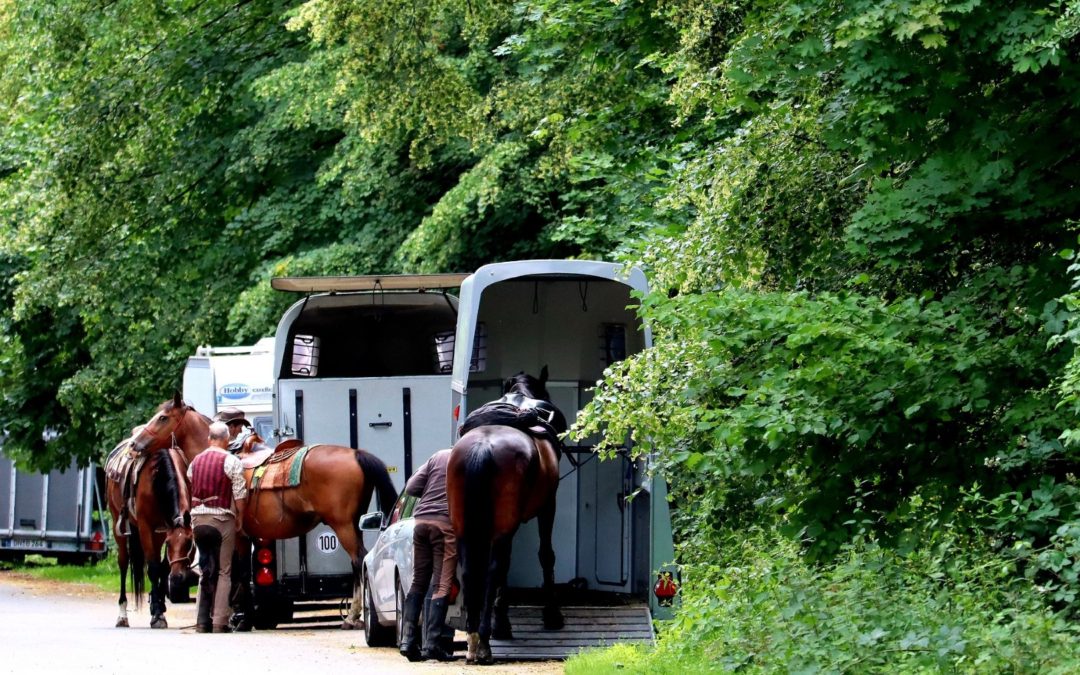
{"left": 192, "top": 512, "right": 237, "bottom": 628}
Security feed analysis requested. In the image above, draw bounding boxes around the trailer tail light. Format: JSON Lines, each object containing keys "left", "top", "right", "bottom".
{"left": 653, "top": 571, "right": 678, "bottom": 607}
{"left": 255, "top": 567, "right": 275, "bottom": 587}
{"left": 255, "top": 544, "right": 275, "bottom": 586}
{"left": 256, "top": 547, "right": 274, "bottom": 566}
{"left": 87, "top": 530, "right": 106, "bottom": 552}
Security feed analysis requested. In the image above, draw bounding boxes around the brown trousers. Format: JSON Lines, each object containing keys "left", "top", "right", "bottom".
{"left": 410, "top": 518, "right": 458, "bottom": 599}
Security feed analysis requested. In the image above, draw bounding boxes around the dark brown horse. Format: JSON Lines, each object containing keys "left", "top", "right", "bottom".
{"left": 447, "top": 368, "right": 566, "bottom": 665}
{"left": 129, "top": 394, "right": 399, "bottom": 629}
{"left": 106, "top": 441, "right": 194, "bottom": 628}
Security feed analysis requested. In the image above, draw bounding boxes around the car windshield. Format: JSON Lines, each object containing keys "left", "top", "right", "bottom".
{"left": 387, "top": 494, "right": 418, "bottom": 526}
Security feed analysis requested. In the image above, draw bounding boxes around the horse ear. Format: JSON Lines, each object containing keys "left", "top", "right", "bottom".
{"left": 173, "top": 389, "right": 183, "bottom": 408}
{"left": 539, "top": 365, "right": 549, "bottom": 384}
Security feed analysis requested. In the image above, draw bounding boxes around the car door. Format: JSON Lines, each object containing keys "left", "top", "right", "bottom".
{"left": 371, "top": 494, "right": 417, "bottom": 614}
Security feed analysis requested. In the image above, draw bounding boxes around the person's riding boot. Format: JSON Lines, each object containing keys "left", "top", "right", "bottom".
{"left": 421, "top": 596, "right": 454, "bottom": 661}
{"left": 399, "top": 591, "right": 424, "bottom": 662}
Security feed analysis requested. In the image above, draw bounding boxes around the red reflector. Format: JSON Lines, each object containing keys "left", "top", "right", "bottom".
{"left": 654, "top": 572, "right": 678, "bottom": 605}
{"left": 256, "top": 547, "right": 273, "bottom": 565}
{"left": 87, "top": 531, "right": 105, "bottom": 551}
{"left": 255, "top": 567, "right": 275, "bottom": 587}
{"left": 453, "top": 405, "right": 460, "bottom": 420}
{"left": 448, "top": 577, "right": 461, "bottom": 604}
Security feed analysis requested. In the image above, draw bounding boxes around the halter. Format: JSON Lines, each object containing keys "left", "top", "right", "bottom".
{"left": 166, "top": 527, "right": 195, "bottom": 567}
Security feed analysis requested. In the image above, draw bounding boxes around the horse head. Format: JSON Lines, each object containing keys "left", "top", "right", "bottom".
{"left": 165, "top": 518, "right": 195, "bottom": 602}
{"left": 132, "top": 391, "right": 188, "bottom": 454}
{"left": 502, "top": 365, "right": 551, "bottom": 402}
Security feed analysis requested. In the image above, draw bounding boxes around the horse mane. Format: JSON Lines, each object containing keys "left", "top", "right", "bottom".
{"left": 149, "top": 447, "right": 184, "bottom": 527}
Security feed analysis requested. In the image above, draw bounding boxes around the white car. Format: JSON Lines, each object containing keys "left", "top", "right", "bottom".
{"left": 359, "top": 494, "right": 460, "bottom": 648}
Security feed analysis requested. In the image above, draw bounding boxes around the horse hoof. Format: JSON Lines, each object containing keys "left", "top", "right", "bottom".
{"left": 340, "top": 619, "right": 362, "bottom": 630}
{"left": 542, "top": 607, "right": 564, "bottom": 630}
{"left": 115, "top": 618, "right": 129, "bottom": 628}
{"left": 150, "top": 616, "right": 168, "bottom": 629}
{"left": 477, "top": 641, "right": 494, "bottom": 666}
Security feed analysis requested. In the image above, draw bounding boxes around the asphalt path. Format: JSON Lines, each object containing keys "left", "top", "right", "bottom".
{"left": 0, "top": 571, "right": 563, "bottom": 675}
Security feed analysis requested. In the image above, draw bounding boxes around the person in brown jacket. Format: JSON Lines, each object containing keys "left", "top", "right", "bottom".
{"left": 400, "top": 448, "right": 456, "bottom": 661}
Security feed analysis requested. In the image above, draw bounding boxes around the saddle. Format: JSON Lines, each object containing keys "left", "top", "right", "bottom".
{"left": 460, "top": 394, "right": 566, "bottom": 449}
{"left": 243, "top": 439, "right": 311, "bottom": 491}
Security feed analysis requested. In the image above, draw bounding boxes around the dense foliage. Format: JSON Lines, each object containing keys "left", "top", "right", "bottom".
{"left": 3, "top": 0, "right": 1080, "bottom": 668}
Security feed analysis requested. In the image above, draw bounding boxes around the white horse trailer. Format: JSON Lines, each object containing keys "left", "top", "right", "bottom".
{"left": 448, "top": 260, "right": 677, "bottom": 659}
{"left": 182, "top": 337, "right": 276, "bottom": 441}
{"left": 255, "top": 274, "right": 468, "bottom": 625}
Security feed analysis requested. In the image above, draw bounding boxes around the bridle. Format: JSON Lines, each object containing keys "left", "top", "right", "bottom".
{"left": 166, "top": 526, "right": 195, "bottom": 568}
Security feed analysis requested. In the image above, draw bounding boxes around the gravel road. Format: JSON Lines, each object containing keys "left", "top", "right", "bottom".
{"left": 0, "top": 571, "right": 564, "bottom": 675}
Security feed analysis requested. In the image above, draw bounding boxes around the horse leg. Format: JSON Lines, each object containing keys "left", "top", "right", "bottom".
{"left": 147, "top": 529, "right": 168, "bottom": 628}
{"left": 462, "top": 536, "right": 492, "bottom": 665}
{"left": 116, "top": 534, "right": 130, "bottom": 628}
{"left": 490, "top": 536, "right": 514, "bottom": 640}
{"left": 229, "top": 534, "right": 253, "bottom": 631}
{"left": 333, "top": 521, "right": 365, "bottom": 629}
{"left": 538, "top": 497, "right": 563, "bottom": 630}
{"left": 472, "top": 535, "right": 511, "bottom": 665}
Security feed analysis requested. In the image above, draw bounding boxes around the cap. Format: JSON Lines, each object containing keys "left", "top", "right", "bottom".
{"left": 213, "top": 407, "right": 251, "bottom": 427}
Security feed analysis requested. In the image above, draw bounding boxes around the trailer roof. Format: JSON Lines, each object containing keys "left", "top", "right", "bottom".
{"left": 271, "top": 274, "right": 470, "bottom": 293}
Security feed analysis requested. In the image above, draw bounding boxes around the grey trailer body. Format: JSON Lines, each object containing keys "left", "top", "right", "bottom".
{"left": 448, "top": 259, "right": 676, "bottom": 658}
{"left": 257, "top": 278, "right": 466, "bottom": 621}
{"left": 0, "top": 446, "right": 107, "bottom": 563}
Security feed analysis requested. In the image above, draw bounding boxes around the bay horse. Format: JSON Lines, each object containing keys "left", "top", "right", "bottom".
{"left": 129, "top": 393, "right": 399, "bottom": 629}
{"left": 447, "top": 368, "right": 567, "bottom": 665}
{"left": 106, "top": 440, "right": 194, "bottom": 628}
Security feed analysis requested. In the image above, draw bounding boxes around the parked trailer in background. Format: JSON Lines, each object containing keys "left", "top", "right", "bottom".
{"left": 0, "top": 445, "right": 108, "bottom": 564}
{"left": 182, "top": 337, "right": 276, "bottom": 441}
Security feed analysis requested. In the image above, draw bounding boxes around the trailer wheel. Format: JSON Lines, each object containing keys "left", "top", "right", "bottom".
{"left": 363, "top": 574, "right": 394, "bottom": 647}
{"left": 251, "top": 598, "right": 292, "bottom": 630}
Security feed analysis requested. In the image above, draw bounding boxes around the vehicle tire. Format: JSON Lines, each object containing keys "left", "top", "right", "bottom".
{"left": 395, "top": 580, "right": 406, "bottom": 648}
{"left": 363, "top": 574, "right": 394, "bottom": 647}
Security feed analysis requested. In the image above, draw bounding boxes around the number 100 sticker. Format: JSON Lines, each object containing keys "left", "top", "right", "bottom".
{"left": 317, "top": 533, "right": 338, "bottom": 552}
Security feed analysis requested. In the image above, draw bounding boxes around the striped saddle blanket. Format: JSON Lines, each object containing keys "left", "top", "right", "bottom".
{"left": 248, "top": 444, "right": 311, "bottom": 491}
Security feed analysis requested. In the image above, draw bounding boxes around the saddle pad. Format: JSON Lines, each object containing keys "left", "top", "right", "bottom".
{"left": 105, "top": 440, "right": 138, "bottom": 482}
{"left": 250, "top": 445, "right": 311, "bottom": 491}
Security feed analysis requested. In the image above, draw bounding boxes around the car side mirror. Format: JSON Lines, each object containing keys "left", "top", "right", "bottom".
{"left": 359, "top": 511, "right": 384, "bottom": 531}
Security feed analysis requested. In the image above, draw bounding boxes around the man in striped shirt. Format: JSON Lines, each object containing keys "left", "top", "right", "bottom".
{"left": 188, "top": 421, "right": 248, "bottom": 633}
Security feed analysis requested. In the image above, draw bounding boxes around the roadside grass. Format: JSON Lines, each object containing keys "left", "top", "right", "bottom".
{"left": 1, "top": 552, "right": 120, "bottom": 594}
{"left": 566, "top": 643, "right": 710, "bottom": 675}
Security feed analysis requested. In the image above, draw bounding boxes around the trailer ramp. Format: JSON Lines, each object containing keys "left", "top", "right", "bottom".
{"left": 490, "top": 604, "right": 654, "bottom": 661}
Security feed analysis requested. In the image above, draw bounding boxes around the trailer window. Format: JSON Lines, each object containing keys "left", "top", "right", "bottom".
{"left": 602, "top": 323, "right": 627, "bottom": 365}
{"left": 433, "top": 323, "right": 487, "bottom": 374}
{"left": 290, "top": 334, "right": 320, "bottom": 377}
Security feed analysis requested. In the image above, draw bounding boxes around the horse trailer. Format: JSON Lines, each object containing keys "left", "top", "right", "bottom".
{"left": 0, "top": 444, "right": 108, "bottom": 564}
{"left": 263, "top": 261, "right": 676, "bottom": 656}
{"left": 251, "top": 274, "right": 469, "bottom": 626}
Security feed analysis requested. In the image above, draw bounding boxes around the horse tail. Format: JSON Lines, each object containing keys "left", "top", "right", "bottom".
{"left": 355, "top": 449, "right": 399, "bottom": 514}
{"left": 128, "top": 528, "right": 146, "bottom": 611}
{"left": 460, "top": 437, "right": 496, "bottom": 633}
